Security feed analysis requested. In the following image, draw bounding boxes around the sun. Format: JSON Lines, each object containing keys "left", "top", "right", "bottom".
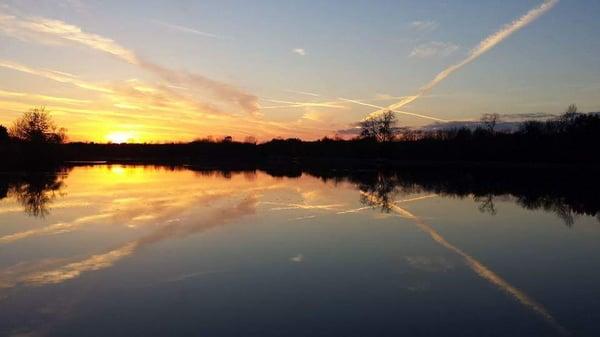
{"left": 106, "top": 132, "right": 135, "bottom": 144}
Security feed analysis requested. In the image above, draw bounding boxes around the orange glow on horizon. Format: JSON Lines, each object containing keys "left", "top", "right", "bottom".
{"left": 106, "top": 132, "right": 136, "bottom": 144}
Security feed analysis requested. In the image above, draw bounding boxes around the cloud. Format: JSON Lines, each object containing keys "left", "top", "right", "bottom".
{"left": 368, "top": 0, "right": 559, "bottom": 119}
{"left": 152, "top": 20, "right": 229, "bottom": 39}
{"left": 0, "top": 9, "right": 259, "bottom": 115}
{"left": 292, "top": 48, "right": 307, "bottom": 56}
{"left": 409, "top": 41, "right": 459, "bottom": 58}
{"left": 284, "top": 89, "right": 321, "bottom": 97}
{"left": 0, "top": 59, "right": 112, "bottom": 93}
{"left": 410, "top": 20, "right": 439, "bottom": 32}
{"left": 0, "top": 88, "right": 90, "bottom": 105}
{"left": 290, "top": 254, "right": 304, "bottom": 263}
{"left": 0, "top": 14, "right": 138, "bottom": 63}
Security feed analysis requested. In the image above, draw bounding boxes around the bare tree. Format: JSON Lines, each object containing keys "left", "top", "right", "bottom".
{"left": 481, "top": 113, "right": 500, "bottom": 133}
{"left": 561, "top": 104, "right": 579, "bottom": 122}
{"left": 9, "top": 107, "right": 66, "bottom": 143}
{"left": 359, "top": 110, "right": 397, "bottom": 142}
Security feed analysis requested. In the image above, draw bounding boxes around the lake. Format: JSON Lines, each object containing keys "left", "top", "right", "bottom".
{"left": 1, "top": 165, "right": 599, "bottom": 337}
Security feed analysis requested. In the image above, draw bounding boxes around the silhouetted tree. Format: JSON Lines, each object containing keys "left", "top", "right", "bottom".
{"left": 0, "top": 124, "right": 8, "bottom": 142}
{"left": 9, "top": 107, "right": 66, "bottom": 143}
{"left": 563, "top": 104, "right": 579, "bottom": 118}
{"left": 481, "top": 113, "right": 500, "bottom": 133}
{"left": 359, "top": 110, "right": 397, "bottom": 142}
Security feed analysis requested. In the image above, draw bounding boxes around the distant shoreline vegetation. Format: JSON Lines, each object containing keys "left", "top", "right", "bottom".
{"left": 1, "top": 105, "right": 599, "bottom": 168}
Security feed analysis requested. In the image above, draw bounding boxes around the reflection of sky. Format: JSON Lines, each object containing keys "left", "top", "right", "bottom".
{"left": 1, "top": 166, "right": 600, "bottom": 336}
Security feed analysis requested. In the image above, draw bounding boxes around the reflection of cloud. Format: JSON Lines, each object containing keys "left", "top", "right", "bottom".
{"left": 0, "top": 191, "right": 233, "bottom": 245}
{"left": 0, "top": 213, "right": 113, "bottom": 244}
{"left": 404, "top": 256, "right": 454, "bottom": 272}
{"left": 369, "top": 0, "right": 559, "bottom": 118}
{"left": 23, "top": 242, "right": 138, "bottom": 286}
{"left": 264, "top": 201, "right": 344, "bottom": 211}
{"left": 2, "top": 195, "right": 259, "bottom": 288}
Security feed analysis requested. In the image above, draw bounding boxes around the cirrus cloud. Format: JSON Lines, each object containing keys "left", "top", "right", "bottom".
{"left": 409, "top": 41, "right": 459, "bottom": 59}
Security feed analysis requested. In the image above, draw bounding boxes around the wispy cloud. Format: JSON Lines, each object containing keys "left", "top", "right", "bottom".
{"left": 284, "top": 89, "right": 321, "bottom": 97}
{"left": 369, "top": 0, "right": 559, "bottom": 118}
{"left": 152, "top": 19, "right": 230, "bottom": 40}
{"left": 409, "top": 41, "right": 459, "bottom": 58}
{"left": 292, "top": 48, "right": 307, "bottom": 56}
{"left": 0, "top": 88, "right": 90, "bottom": 105}
{"left": 0, "top": 9, "right": 258, "bottom": 114}
{"left": 410, "top": 20, "right": 439, "bottom": 32}
{"left": 290, "top": 254, "right": 304, "bottom": 263}
{"left": 0, "top": 59, "right": 111, "bottom": 93}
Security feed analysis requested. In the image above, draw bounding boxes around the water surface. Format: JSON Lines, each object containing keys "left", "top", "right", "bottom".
{"left": 1, "top": 165, "right": 599, "bottom": 337}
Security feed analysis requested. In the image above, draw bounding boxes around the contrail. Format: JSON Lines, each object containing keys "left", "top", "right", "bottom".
{"left": 368, "top": 0, "right": 559, "bottom": 118}
{"left": 339, "top": 97, "right": 447, "bottom": 122}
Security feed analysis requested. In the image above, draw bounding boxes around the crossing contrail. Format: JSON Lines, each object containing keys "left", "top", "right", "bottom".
{"left": 368, "top": 0, "right": 559, "bottom": 118}
{"left": 339, "top": 97, "right": 447, "bottom": 122}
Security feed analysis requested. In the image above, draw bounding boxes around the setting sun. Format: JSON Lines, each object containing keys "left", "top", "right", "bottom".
{"left": 106, "top": 132, "right": 135, "bottom": 144}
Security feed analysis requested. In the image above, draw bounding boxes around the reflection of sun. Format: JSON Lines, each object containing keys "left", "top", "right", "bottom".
{"left": 110, "top": 166, "right": 126, "bottom": 175}
{"left": 106, "top": 132, "right": 134, "bottom": 144}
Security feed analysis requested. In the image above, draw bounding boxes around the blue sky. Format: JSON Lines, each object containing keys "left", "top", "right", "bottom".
{"left": 0, "top": 0, "right": 598, "bottom": 141}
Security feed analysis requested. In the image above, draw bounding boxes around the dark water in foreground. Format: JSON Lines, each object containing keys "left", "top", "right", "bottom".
{"left": 0, "top": 165, "right": 599, "bottom": 337}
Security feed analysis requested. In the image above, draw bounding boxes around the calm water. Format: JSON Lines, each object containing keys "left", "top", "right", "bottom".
{"left": 1, "top": 165, "right": 599, "bottom": 337}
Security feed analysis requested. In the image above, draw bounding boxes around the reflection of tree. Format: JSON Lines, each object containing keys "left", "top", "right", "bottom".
{"left": 474, "top": 194, "right": 497, "bottom": 216}
{"left": 517, "top": 196, "right": 575, "bottom": 227}
{"left": 308, "top": 167, "right": 600, "bottom": 227}
{"left": 2, "top": 170, "right": 69, "bottom": 217}
{"left": 358, "top": 173, "right": 400, "bottom": 212}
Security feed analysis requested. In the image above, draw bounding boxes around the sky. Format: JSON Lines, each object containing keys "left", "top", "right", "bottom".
{"left": 0, "top": 0, "right": 599, "bottom": 143}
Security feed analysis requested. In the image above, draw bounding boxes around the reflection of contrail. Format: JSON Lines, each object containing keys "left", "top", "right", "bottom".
{"left": 263, "top": 201, "right": 344, "bottom": 211}
{"left": 368, "top": 0, "right": 559, "bottom": 118}
{"left": 336, "top": 194, "right": 438, "bottom": 214}
{"left": 340, "top": 97, "right": 447, "bottom": 122}
{"left": 362, "top": 192, "right": 569, "bottom": 335}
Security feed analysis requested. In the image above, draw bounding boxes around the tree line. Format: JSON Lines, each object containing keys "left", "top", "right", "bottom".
{"left": 1, "top": 104, "right": 599, "bottom": 168}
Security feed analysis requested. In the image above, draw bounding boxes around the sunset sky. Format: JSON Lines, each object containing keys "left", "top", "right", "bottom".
{"left": 1, "top": 0, "right": 599, "bottom": 143}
